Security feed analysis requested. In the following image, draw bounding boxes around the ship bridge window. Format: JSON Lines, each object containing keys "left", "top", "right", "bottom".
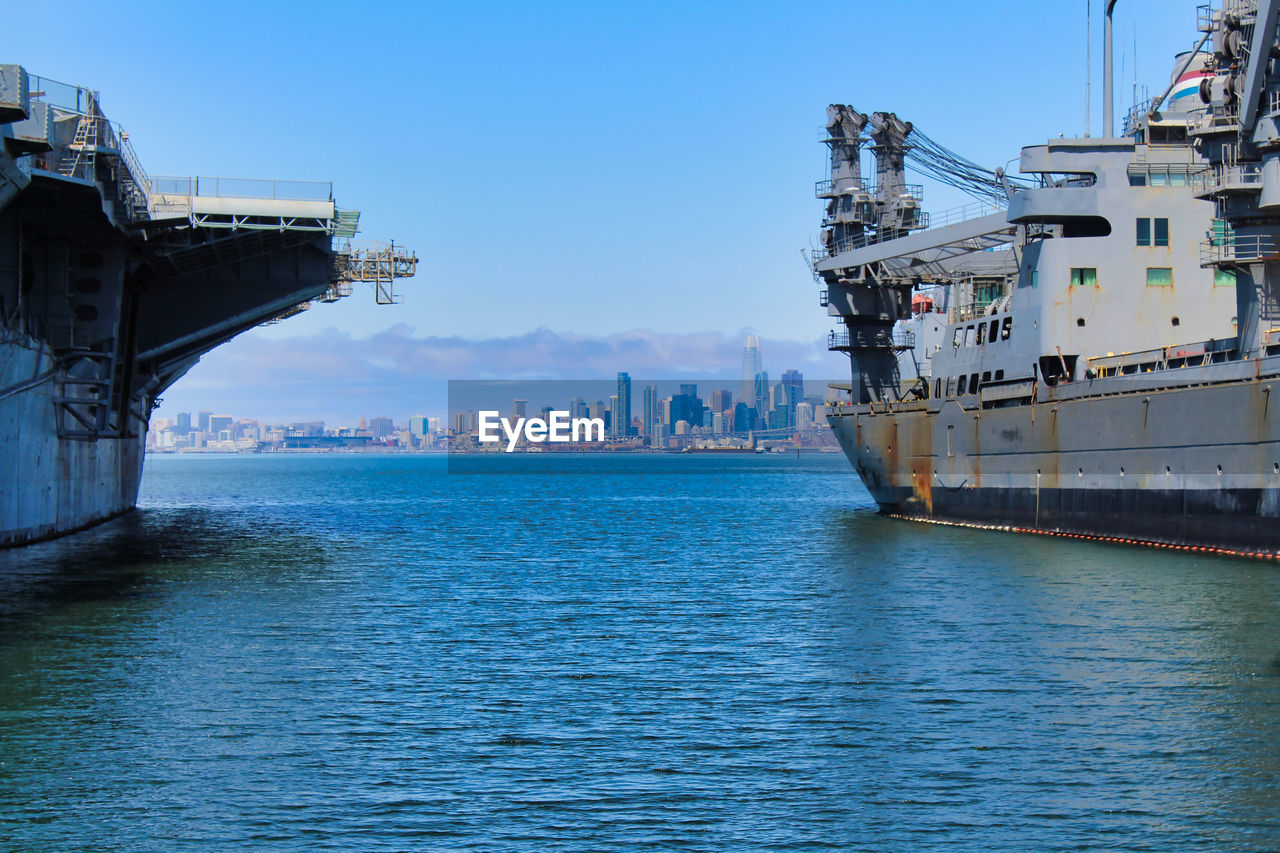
{"left": 1001, "top": 317, "right": 1013, "bottom": 340}
{"left": 1146, "top": 267, "right": 1174, "bottom": 287}
{"left": 1070, "top": 267, "right": 1098, "bottom": 288}
{"left": 1137, "top": 218, "right": 1169, "bottom": 247}
{"left": 1148, "top": 126, "right": 1189, "bottom": 145}
{"left": 988, "top": 321, "right": 999, "bottom": 344}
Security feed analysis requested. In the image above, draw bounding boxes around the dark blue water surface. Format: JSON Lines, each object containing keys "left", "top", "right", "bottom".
{"left": 2, "top": 453, "right": 1280, "bottom": 851}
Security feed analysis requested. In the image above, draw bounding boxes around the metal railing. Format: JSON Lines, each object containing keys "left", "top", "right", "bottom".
{"left": 827, "top": 329, "right": 903, "bottom": 351}
{"left": 27, "top": 74, "right": 96, "bottom": 115}
{"left": 1194, "top": 162, "right": 1262, "bottom": 196}
{"left": 149, "top": 176, "right": 333, "bottom": 201}
{"left": 1197, "top": 4, "right": 1214, "bottom": 32}
{"left": 1196, "top": 103, "right": 1241, "bottom": 132}
{"left": 1124, "top": 98, "right": 1155, "bottom": 136}
{"left": 1201, "top": 234, "right": 1280, "bottom": 265}
{"left": 925, "top": 200, "right": 1004, "bottom": 228}
{"left": 815, "top": 179, "right": 921, "bottom": 200}
{"left": 812, "top": 202, "right": 1005, "bottom": 264}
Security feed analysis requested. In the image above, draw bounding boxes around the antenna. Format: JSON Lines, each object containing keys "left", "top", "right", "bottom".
{"left": 1132, "top": 21, "right": 1138, "bottom": 111}
{"left": 1104, "top": 0, "right": 1118, "bottom": 138}
{"left": 1085, "top": 0, "right": 1091, "bottom": 136}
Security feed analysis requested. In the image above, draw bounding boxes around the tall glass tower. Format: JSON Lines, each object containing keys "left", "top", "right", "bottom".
{"left": 642, "top": 385, "right": 658, "bottom": 443}
{"left": 616, "top": 372, "right": 633, "bottom": 437}
{"left": 741, "top": 335, "right": 762, "bottom": 408}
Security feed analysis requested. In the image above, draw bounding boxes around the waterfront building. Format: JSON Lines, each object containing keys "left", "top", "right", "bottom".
{"left": 617, "top": 373, "right": 633, "bottom": 437}
{"left": 512, "top": 399, "right": 527, "bottom": 419}
{"left": 208, "top": 414, "right": 234, "bottom": 435}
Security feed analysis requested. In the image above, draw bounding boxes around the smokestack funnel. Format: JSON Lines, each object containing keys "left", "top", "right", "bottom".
{"left": 1105, "top": 0, "right": 1118, "bottom": 136}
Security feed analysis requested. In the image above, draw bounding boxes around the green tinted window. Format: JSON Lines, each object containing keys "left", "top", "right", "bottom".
{"left": 1214, "top": 268, "right": 1237, "bottom": 287}
{"left": 1070, "top": 267, "right": 1098, "bottom": 287}
{"left": 1146, "top": 267, "right": 1173, "bottom": 287}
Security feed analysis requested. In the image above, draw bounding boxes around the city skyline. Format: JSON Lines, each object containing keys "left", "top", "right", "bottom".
{"left": 152, "top": 333, "right": 831, "bottom": 431}
{"left": 149, "top": 359, "right": 838, "bottom": 454}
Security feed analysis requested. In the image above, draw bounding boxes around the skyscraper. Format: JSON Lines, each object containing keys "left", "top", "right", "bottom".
{"left": 753, "top": 370, "right": 769, "bottom": 419}
{"left": 608, "top": 394, "right": 621, "bottom": 437}
{"left": 741, "top": 335, "right": 762, "bottom": 408}
{"left": 616, "top": 372, "right": 632, "bottom": 437}
{"left": 642, "top": 385, "right": 658, "bottom": 442}
{"left": 674, "top": 383, "right": 704, "bottom": 427}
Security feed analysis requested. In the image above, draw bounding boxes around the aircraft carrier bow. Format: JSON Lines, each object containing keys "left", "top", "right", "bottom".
{"left": 0, "top": 64, "right": 417, "bottom": 546}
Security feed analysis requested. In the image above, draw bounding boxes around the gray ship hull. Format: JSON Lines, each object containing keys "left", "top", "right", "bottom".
{"left": 828, "top": 358, "right": 1280, "bottom": 557}
{"left": 0, "top": 336, "right": 146, "bottom": 547}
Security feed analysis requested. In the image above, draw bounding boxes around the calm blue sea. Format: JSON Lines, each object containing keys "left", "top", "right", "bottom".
{"left": 2, "top": 453, "right": 1280, "bottom": 851}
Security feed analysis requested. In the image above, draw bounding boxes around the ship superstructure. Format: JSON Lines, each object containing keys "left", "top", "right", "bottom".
{"left": 815, "top": 2, "right": 1280, "bottom": 556}
{"left": 0, "top": 65, "right": 417, "bottom": 546}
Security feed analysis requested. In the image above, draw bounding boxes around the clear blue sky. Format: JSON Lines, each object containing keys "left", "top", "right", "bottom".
{"left": 12, "top": 0, "right": 1205, "bottom": 422}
